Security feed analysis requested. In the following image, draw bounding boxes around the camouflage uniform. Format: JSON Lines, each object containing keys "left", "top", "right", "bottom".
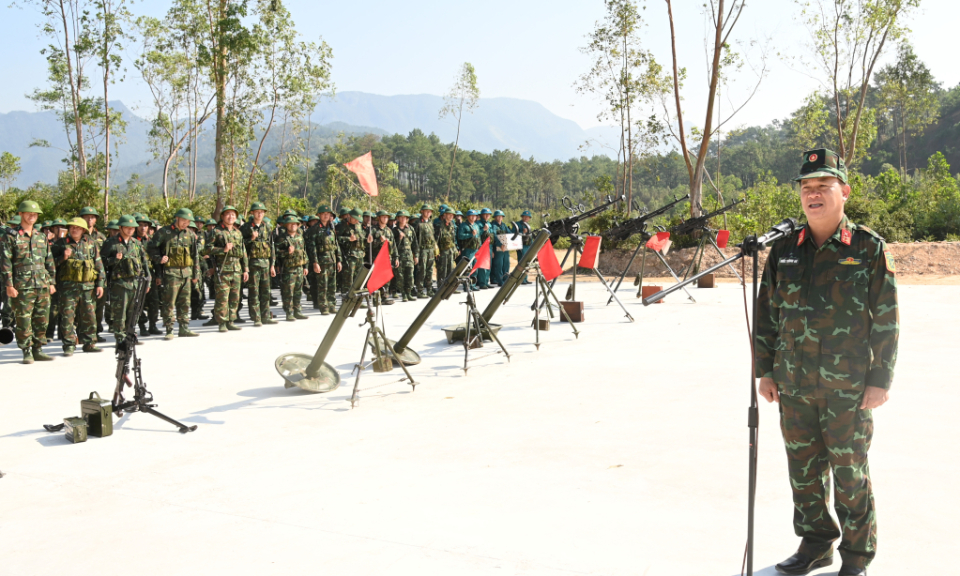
{"left": 412, "top": 214, "right": 437, "bottom": 296}
{"left": 136, "top": 230, "right": 162, "bottom": 334}
{"left": 368, "top": 220, "right": 396, "bottom": 302}
{"left": 457, "top": 216, "right": 482, "bottom": 286}
{"left": 435, "top": 218, "right": 459, "bottom": 286}
{"left": 102, "top": 233, "right": 151, "bottom": 339}
{"left": 205, "top": 223, "right": 248, "bottom": 327}
{"left": 1, "top": 223, "right": 56, "bottom": 355}
{"left": 275, "top": 227, "right": 307, "bottom": 319}
{"left": 393, "top": 220, "right": 419, "bottom": 301}
{"left": 149, "top": 225, "right": 201, "bottom": 335}
{"left": 755, "top": 215, "right": 899, "bottom": 570}
{"left": 51, "top": 233, "right": 105, "bottom": 351}
{"left": 338, "top": 218, "right": 366, "bottom": 295}
{"left": 190, "top": 222, "right": 207, "bottom": 320}
{"left": 241, "top": 219, "right": 275, "bottom": 324}
{"left": 89, "top": 228, "right": 108, "bottom": 334}
{"left": 306, "top": 222, "right": 341, "bottom": 314}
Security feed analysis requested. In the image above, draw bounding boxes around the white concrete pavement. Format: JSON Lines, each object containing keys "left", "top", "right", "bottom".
{"left": 0, "top": 280, "right": 953, "bottom": 575}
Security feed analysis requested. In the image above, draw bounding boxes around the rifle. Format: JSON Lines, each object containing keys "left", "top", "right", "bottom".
{"left": 669, "top": 198, "right": 744, "bottom": 237}
{"left": 601, "top": 194, "right": 690, "bottom": 243}
{"left": 543, "top": 194, "right": 624, "bottom": 243}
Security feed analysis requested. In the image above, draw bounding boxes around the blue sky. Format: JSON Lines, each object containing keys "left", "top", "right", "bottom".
{"left": 1, "top": 0, "right": 956, "bottom": 131}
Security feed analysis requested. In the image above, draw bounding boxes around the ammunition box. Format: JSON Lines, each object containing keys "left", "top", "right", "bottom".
{"left": 81, "top": 392, "right": 113, "bottom": 437}
{"left": 697, "top": 273, "right": 716, "bottom": 289}
{"left": 560, "top": 301, "right": 584, "bottom": 323}
{"left": 537, "top": 319, "right": 551, "bottom": 331}
{"left": 64, "top": 417, "right": 87, "bottom": 444}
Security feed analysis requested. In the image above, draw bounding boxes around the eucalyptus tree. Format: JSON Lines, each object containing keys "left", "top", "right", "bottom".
{"left": 439, "top": 62, "right": 480, "bottom": 200}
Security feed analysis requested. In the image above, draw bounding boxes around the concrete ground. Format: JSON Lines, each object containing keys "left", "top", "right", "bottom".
{"left": 0, "top": 278, "right": 953, "bottom": 575}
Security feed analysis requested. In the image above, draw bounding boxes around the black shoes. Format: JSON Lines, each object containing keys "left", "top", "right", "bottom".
{"left": 775, "top": 552, "right": 833, "bottom": 575}
{"left": 838, "top": 566, "right": 866, "bottom": 576}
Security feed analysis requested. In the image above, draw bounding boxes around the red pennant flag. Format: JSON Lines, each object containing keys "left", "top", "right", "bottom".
{"left": 577, "top": 236, "right": 602, "bottom": 269}
{"left": 716, "top": 230, "right": 730, "bottom": 249}
{"left": 538, "top": 239, "right": 562, "bottom": 281}
{"left": 646, "top": 231, "right": 671, "bottom": 252}
{"left": 472, "top": 237, "right": 491, "bottom": 273}
{"left": 368, "top": 242, "right": 393, "bottom": 293}
{"left": 344, "top": 152, "right": 379, "bottom": 197}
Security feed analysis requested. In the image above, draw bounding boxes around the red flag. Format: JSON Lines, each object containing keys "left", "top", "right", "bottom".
{"left": 716, "top": 230, "right": 730, "bottom": 249}
{"left": 472, "top": 237, "right": 491, "bottom": 273}
{"left": 368, "top": 242, "right": 393, "bottom": 293}
{"left": 344, "top": 152, "right": 379, "bottom": 197}
{"left": 577, "top": 236, "right": 602, "bottom": 269}
{"left": 538, "top": 239, "right": 562, "bottom": 281}
{"left": 646, "top": 231, "right": 671, "bottom": 252}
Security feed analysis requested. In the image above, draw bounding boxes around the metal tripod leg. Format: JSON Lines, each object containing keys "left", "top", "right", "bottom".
{"left": 590, "top": 268, "right": 634, "bottom": 321}
{"left": 380, "top": 326, "right": 417, "bottom": 390}
{"left": 608, "top": 241, "right": 645, "bottom": 305}
{"left": 533, "top": 245, "right": 574, "bottom": 311}
{"left": 475, "top": 309, "right": 510, "bottom": 362}
{"left": 349, "top": 328, "right": 372, "bottom": 408}
{"left": 653, "top": 250, "right": 696, "bottom": 303}
{"left": 541, "top": 273, "right": 579, "bottom": 339}
{"left": 708, "top": 236, "right": 743, "bottom": 283}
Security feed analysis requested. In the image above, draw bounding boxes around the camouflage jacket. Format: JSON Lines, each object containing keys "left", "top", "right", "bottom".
{"left": 148, "top": 225, "right": 201, "bottom": 279}
{"left": 337, "top": 221, "right": 366, "bottom": 259}
{"left": 275, "top": 229, "right": 307, "bottom": 269}
{"left": 369, "top": 224, "right": 397, "bottom": 261}
{"left": 411, "top": 217, "right": 437, "bottom": 251}
{"left": 435, "top": 220, "right": 458, "bottom": 253}
{"left": 306, "top": 224, "right": 341, "bottom": 268}
{"left": 393, "top": 224, "right": 418, "bottom": 265}
{"left": 754, "top": 216, "right": 899, "bottom": 396}
{"left": 52, "top": 234, "right": 106, "bottom": 290}
{"left": 1, "top": 226, "right": 57, "bottom": 290}
{"left": 102, "top": 235, "right": 151, "bottom": 287}
{"left": 241, "top": 220, "right": 275, "bottom": 268}
{"left": 205, "top": 225, "right": 248, "bottom": 275}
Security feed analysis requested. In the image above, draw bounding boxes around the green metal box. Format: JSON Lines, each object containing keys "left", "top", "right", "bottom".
{"left": 63, "top": 417, "right": 87, "bottom": 444}
{"left": 81, "top": 392, "right": 113, "bottom": 438}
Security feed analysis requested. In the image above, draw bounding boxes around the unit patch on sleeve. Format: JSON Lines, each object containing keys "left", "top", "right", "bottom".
{"left": 884, "top": 249, "right": 896, "bottom": 273}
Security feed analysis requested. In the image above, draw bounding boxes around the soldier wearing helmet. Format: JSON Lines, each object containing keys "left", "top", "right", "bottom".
{"left": 148, "top": 207, "right": 201, "bottom": 340}
{"left": 411, "top": 203, "right": 437, "bottom": 297}
{"left": 101, "top": 215, "right": 152, "bottom": 342}
{"left": 490, "top": 210, "right": 511, "bottom": 286}
{"left": 240, "top": 202, "right": 277, "bottom": 327}
{"left": 512, "top": 210, "right": 535, "bottom": 285}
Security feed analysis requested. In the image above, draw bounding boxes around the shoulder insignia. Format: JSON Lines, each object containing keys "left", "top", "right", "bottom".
{"left": 796, "top": 228, "right": 806, "bottom": 246}
{"left": 884, "top": 249, "right": 896, "bottom": 274}
{"left": 840, "top": 228, "right": 852, "bottom": 246}
{"left": 855, "top": 223, "right": 886, "bottom": 242}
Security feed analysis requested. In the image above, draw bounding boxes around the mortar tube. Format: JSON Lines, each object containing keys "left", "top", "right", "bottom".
{"left": 481, "top": 229, "right": 551, "bottom": 323}
{"left": 305, "top": 265, "right": 371, "bottom": 378}
{"left": 393, "top": 258, "right": 471, "bottom": 354}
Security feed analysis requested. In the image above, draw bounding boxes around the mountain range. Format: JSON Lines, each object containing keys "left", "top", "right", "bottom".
{"left": 0, "top": 92, "right": 619, "bottom": 189}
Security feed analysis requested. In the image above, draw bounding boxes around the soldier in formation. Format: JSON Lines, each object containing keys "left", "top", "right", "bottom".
{"left": 490, "top": 210, "right": 512, "bottom": 286}
{"left": 306, "top": 205, "right": 342, "bottom": 315}
{"left": 241, "top": 202, "right": 276, "bottom": 326}
{"left": 206, "top": 206, "right": 248, "bottom": 332}
{"left": 275, "top": 214, "right": 308, "bottom": 321}
{"left": 436, "top": 208, "right": 458, "bottom": 284}
{"left": 393, "top": 210, "right": 418, "bottom": 302}
{"left": 412, "top": 204, "right": 437, "bottom": 297}
{"left": 101, "top": 215, "right": 151, "bottom": 342}
{"left": 51, "top": 216, "right": 106, "bottom": 355}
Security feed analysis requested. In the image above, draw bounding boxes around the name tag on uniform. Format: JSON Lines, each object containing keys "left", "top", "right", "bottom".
{"left": 778, "top": 256, "right": 799, "bottom": 266}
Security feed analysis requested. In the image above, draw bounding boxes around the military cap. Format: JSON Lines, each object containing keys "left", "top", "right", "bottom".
{"left": 317, "top": 204, "right": 334, "bottom": 215}
{"left": 134, "top": 212, "right": 151, "bottom": 223}
{"left": 301, "top": 215, "right": 310, "bottom": 222}
{"left": 396, "top": 210, "right": 411, "bottom": 218}
{"left": 150, "top": 220, "right": 160, "bottom": 228}
{"left": 66, "top": 216, "right": 89, "bottom": 232}
{"left": 53, "top": 218, "right": 69, "bottom": 227}
{"left": 455, "top": 210, "right": 463, "bottom": 216}
{"left": 794, "top": 149, "right": 847, "bottom": 183}
{"left": 338, "top": 207, "right": 349, "bottom": 216}
{"left": 188, "top": 220, "right": 198, "bottom": 229}
{"left": 17, "top": 200, "right": 42, "bottom": 214}
{"left": 205, "top": 218, "right": 217, "bottom": 226}
{"left": 362, "top": 210, "right": 373, "bottom": 218}
{"left": 250, "top": 201, "right": 268, "bottom": 212}
{"left": 420, "top": 204, "right": 434, "bottom": 212}
{"left": 439, "top": 203, "right": 450, "bottom": 211}
{"left": 195, "top": 215, "right": 205, "bottom": 222}
{"left": 41, "top": 220, "right": 52, "bottom": 228}
{"left": 480, "top": 208, "right": 492, "bottom": 215}
{"left": 465, "top": 209, "right": 478, "bottom": 216}
{"left": 174, "top": 207, "right": 195, "bottom": 220}
{"left": 493, "top": 210, "right": 505, "bottom": 217}
{"left": 107, "top": 219, "right": 121, "bottom": 230}
{"left": 118, "top": 215, "right": 138, "bottom": 228}
{"left": 282, "top": 214, "right": 301, "bottom": 225}
{"left": 7, "top": 215, "right": 21, "bottom": 226}
{"left": 79, "top": 206, "right": 100, "bottom": 217}
{"left": 349, "top": 208, "right": 363, "bottom": 218}
{"left": 282, "top": 208, "right": 298, "bottom": 216}
{"left": 375, "top": 210, "right": 390, "bottom": 217}
{"left": 307, "top": 215, "right": 320, "bottom": 222}
{"left": 521, "top": 210, "right": 533, "bottom": 217}
{"left": 220, "top": 205, "right": 239, "bottom": 217}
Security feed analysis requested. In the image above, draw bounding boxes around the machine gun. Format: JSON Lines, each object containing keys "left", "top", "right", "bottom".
{"left": 668, "top": 198, "right": 744, "bottom": 238}
{"left": 544, "top": 194, "right": 624, "bottom": 243}
{"left": 112, "top": 272, "right": 197, "bottom": 434}
{"left": 601, "top": 194, "right": 689, "bottom": 244}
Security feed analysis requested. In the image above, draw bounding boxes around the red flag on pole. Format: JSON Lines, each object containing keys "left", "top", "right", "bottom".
{"left": 716, "top": 230, "right": 730, "bottom": 249}
{"left": 538, "top": 239, "right": 562, "bottom": 281}
{"left": 368, "top": 242, "right": 393, "bottom": 293}
{"left": 344, "top": 152, "right": 379, "bottom": 197}
{"left": 577, "top": 236, "right": 602, "bottom": 269}
{"left": 646, "top": 231, "right": 671, "bottom": 252}
{"left": 472, "top": 237, "right": 491, "bottom": 273}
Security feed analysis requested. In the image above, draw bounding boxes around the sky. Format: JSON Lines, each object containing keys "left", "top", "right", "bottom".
{"left": 1, "top": 0, "right": 957, "bottom": 132}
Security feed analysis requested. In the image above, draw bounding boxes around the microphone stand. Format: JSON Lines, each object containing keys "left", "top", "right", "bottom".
{"left": 641, "top": 218, "right": 797, "bottom": 576}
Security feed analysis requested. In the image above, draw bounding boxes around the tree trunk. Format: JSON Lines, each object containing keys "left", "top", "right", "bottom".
{"left": 212, "top": 0, "right": 227, "bottom": 217}
{"left": 59, "top": 0, "right": 87, "bottom": 179}
{"left": 103, "top": 57, "right": 111, "bottom": 216}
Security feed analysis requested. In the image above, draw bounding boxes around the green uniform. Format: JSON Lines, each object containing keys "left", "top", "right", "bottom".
{"left": 1, "top": 226, "right": 56, "bottom": 351}
{"left": 275, "top": 229, "right": 307, "bottom": 317}
{"left": 755, "top": 217, "right": 899, "bottom": 570}
{"left": 393, "top": 223, "right": 418, "bottom": 300}
{"left": 149, "top": 225, "right": 201, "bottom": 333}
{"left": 457, "top": 221, "right": 481, "bottom": 286}
{"left": 241, "top": 220, "right": 275, "bottom": 324}
{"left": 338, "top": 221, "right": 366, "bottom": 294}
{"left": 412, "top": 216, "right": 437, "bottom": 296}
{"left": 51, "top": 234, "right": 105, "bottom": 349}
{"left": 476, "top": 216, "right": 493, "bottom": 288}
{"left": 435, "top": 219, "right": 458, "bottom": 286}
{"left": 490, "top": 220, "right": 512, "bottom": 285}
{"left": 205, "top": 224, "right": 248, "bottom": 327}
{"left": 102, "top": 235, "right": 151, "bottom": 339}
{"left": 512, "top": 220, "right": 533, "bottom": 284}
{"left": 306, "top": 223, "right": 341, "bottom": 313}
{"left": 0, "top": 223, "right": 9, "bottom": 327}
{"left": 89, "top": 229, "right": 108, "bottom": 334}
{"left": 191, "top": 228, "right": 207, "bottom": 319}
{"left": 368, "top": 223, "right": 396, "bottom": 299}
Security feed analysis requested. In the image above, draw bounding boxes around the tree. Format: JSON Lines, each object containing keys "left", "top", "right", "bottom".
{"left": 796, "top": 0, "right": 921, "bottom": 167}
{"left": 874, "top": 42, "right": 940, "bottom": 173}
{"left": 439, "top": 62, "right": 480, "bottom": 200}
{"left": 0, "top": 152, "right": 22, "bottom": 193}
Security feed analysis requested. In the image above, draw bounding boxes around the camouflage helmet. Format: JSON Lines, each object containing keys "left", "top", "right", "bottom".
{"left": 250, "top": 201, "right": 268, "bottom": 212}
{"left": 348, "top": 208, "right": 363, "bottom": 218}
{"left": 465, "top": 209, "right": 478, "bottom": 217}
{"left": 79, "top": 206, "right": 100, "bottom": 217}
{"left": 118, "top": 215, "right": 138, "bottom": 228}
{"left": 396, "top": 210, "right": 411, "bottom": 218}
{"left": 17, "top": 200, "right": 42, "bottom": 214}
{"left": 66, "top": 216, "right": 89, "bottom": 232}
{"left": 220, "top": 205, "right": 239, "bottom": 218}
{"left": 480, "top": 207, "right": 492, "bottom": 215}
{"left": 316, "top": 204, "right": 334, "bottom": 216}
{"left": 493, "top": 210, "right": 505, "bottom": 217}
{"left": 420, "top": 204, "right": 434, "bottom": 212}
{"left": 375, "top": 210, "right": 390, "bottom": 218}
{"left": 106, "top": 219, "right": 121, "bottom": 230}
{"left": 174, "top": 207, "right": 195, "bottom": 221}
{"left": 521, "top": 210, "right": 533, "bottom": 218}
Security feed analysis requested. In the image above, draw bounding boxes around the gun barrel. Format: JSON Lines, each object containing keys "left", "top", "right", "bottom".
{"left": 481, "top": 229, "right": 551, "bottom": 323}
{"left": 546, "top": 195, "right": 624, "bottom": 241}
{"left": 671, "top": 198, "right": 744, "bottom": 236}
{"left": 394, "top": 258, "right": 471, "bottom": 354}
{"left": 603, "top": 194, "right": 689, "bottom": 242}
{"left": 305, "top": 266, "right": 371, "bottom": 378}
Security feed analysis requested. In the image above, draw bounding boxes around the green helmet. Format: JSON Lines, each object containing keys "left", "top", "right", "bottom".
{"left": 174, "top": 207, "right": 195, "bottom": 220}
{"left": 66, "top": 217, "right": 89, "bottom": 232}
{"left": 220, "top": 205, "right": 239, "bottom": 218}
{"left": 117, "top": 215, "right": 138, "bottom": 228}
{"left": 106, "top": 219, "right": 121, "bottom": 230}
{"left": 375, "top": 210, "right": 390, "bottom": 217}
{"left": 307, "top": 215, "right": 320, "bottom": 222}
{"left": 281, "top": 214, "right": 300, "bottom": 225}
{"left": 7, "top": 215, "right": 21, "bottom": 226}
{"left": 455, "top": 210, "right": 463, "bottom": 216}
{"left": 53, "top": 218, "right": 69, "bottom": 227}
{"left": 338, "top": 207, "right": 349, "bottom": 216}
{"left": 316, "top": 204, "right": 334, "bottom": 215}
{"left": 396, "top": 210, "right": 411, "bottom": 218}
{"left": 282, "top": 209, "right": 297, "bottom": 216}
{"left": 362, "top": 210, "right": 373, "bottom": 218}
{"left": 250, "top": 202, "right": 268, "bottom": 212}
{"left": 134, "top": 212, "right": 151, "bottom": 223}
{"left": 420, "top": 204, "right": 434, "bottom": 212}
{"left": 17, "top": 200, "right": 42, "bottom": 214}
{"left": 205, "top": 218, "right": 217, "bottom": 226}
{"left": 41, "top": 220, "right": 52, "bottom": 228}
{"left": 348, "top": 208, "right": 363, "bottom": 219}
{"left": 151, "top": 219, "right": 160, "bottom": 228}
{"left": 79, "top": 206, "right": 100, "bottom": 217}
{"left": 493, "top": 210, "right": 505, "bottom": 217}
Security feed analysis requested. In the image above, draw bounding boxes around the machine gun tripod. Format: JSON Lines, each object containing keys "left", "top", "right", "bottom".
{"left": 527, "top": 261, "right": 579, "bottom": 349}
{"left": 349, "top": 293, "right": 416, "bottom": 408}
{"left": 457, "top": 268, "right": 510, "bottom": 375}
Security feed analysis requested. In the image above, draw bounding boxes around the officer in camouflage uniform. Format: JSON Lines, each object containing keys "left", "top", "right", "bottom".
{"left": 393, "top": 210, "right": 418, "bottom": 302}
{"left": 490, "top": 210, "right": 512, "bottom": 286}
{"left": 368, "top": 210, "right": 397, "bottom": 305}
{"left": 1, "top": 202, "right": 57, "bottom": 363}
{"left": 275, "top": 214, "right": 308, "bottom": 320}
{"left": 338, "top": 208, "right": 366, "bottom": 296}
{"left": 241, "top": 202, "right": 277, "bottom": 327}
{"left": 79, "top": 206, "right": 108, "bottom": 341}
{"left": 435, "top": 208, "right": 459, "bottom": 286}
{"left": 135, "top": 213, "right": 162, "bottom": 336}
{"left": 303, "top": 213, "right": 322, "bottom": 309}
{"left": 475, "top": 208, "right": 494, "bottom": 288}
{"left": 412, "top": 204, "right": 436, "bottom": 297}
{"left": 0, "top": 216, "right": 13, "bottom": 331}
{"left": 51, "top": 217, "right": 106, "bottom": 355}
{"left": 458, "top": 209, "right": 482, "bottom": 288}
{"left": 190, "top": 217, "right": 210, "bottom": 321}
{"left": 755, "top": 150, "right": 898, "bottom": 576}
{"left": 206, "top": 205, "right": 248, "bottom": 332}
{"left": 148, "top": 208, "right": 201, "bottom": 340}
{"left": 102, "top": 215, "right": 152, "bottom": 341}
{"left": 306, "top": 205, "right": 342, "bottom": 315}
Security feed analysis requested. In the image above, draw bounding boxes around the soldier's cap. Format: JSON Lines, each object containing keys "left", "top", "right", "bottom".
{"left": 150, "top": 220, "right": 160, "bottom": 228}
{"left": 7, "top": 215, "right": 21, "bottom": 226}
{"left": 348, "top": 208, "right": 363, "bottom": 218}
{"left": 376, "top": 210, "right": 390, "bottom": 217}
{"left": 316, "top": 204, "right": 334, "bottom": 215}
{"left": 134, "top": 212, "right": 150, "bottom": 223}
{"left": 338, "top": 207, "right": 349, "bottom": 216}
{"left": 440, "top": 204, "right": 450, "bottom": 211}
{"left": 174, "top": 207, "right": 195, "bottom": 221}
{"left": 195, "top": 216, "right": 205, "bottom": 222}
{"left": 282, "top": 209, "right": 298, "bottom": 216}
{"left": 188, "top": 221, "right": 198, "bottom": 229}
{"left": 480, "top": 208, "right": 492, "bottom": 215}
{"left": 205, "top": 218, "right": 217, "bottom": 226}
{"left": 41, "top": 220, "right": 52, "bottom": 228}
{"left": 301, "top": 215, "right": 310, "bottom": 222}
{"left": 494, "top": 210, "right": 505, "bottom": 217}
{"left": 455, "top": 210, "right": 463, "bottom": 216}
{"left": 53, "top": 218, "right": 69, "bottom": 227}
{"left": 465, "top": 209, "right": 478, "bottom": 216}
{"left": 794, "top": 149, "right": 847, "bottom": 184}
{"left": 79, "top": 206, "right": 100, "bottom": 217}
{"left": 521, "top": 210, "right": 533, "bottom": 217}
{"left": 282, "top": 214, "right": 300, "bottom": 225}
{"left": 67, "top": 217, "right": 89, "bottom": 232}
{"left": 420, "top": 204, "right": 434, "bottom": 212}
{"left": 220, "top": 205, "right": 239, "bottom": 218}
{"left": 396, "top": 210, "right": 410, "bottom": 218}
{"left": 107, "top": 219, "right": 121, "bottom": 230}
{"left": 307, "top": 215, "right": 320, "bottom": 222}
{"left": 17, "top": 200, "right": 42, "bottom": 214}
{"left": 118, "top": 215, "right": 138, "bottom": 228}
{"left": 362, "top": 210, "right": 373, "bottom": 217}
{"left": 250, "top": 202, "right": 268, "bottom": 212}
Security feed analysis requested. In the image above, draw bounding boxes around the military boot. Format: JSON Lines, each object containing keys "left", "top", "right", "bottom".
{"left": 226, "top": 323, "right": 241, "bottom": 331}
{"left": 82, "top": 344, "right": 102, "bottom": 353}
{"left": 139, "top": 322, "right": 148, "bottom": 337}
{"left": 262, "top": 316, "right": 278, "bottom": 325}
{"left": 148, "top": 322, "right": 162, "bottom": 335}
{"left": 285, "top": 313, "right": 296, "bottom": 322}
{"left": 234, "top": 316, "right": 247, "bottom": 324}
{"left": 164, "top": 327, "right": 176, "bottom": 341}
{"left": 253, "top": 320, "right": 263, "bottom": 327}
{"left": 62, "top": 345, "right": 75, "bottom": 357}
{"left": 33, "top": 347, "right": 54, "bottom": 361}
{"left": 179, "top": 326, "right": 199, "bottom": 337}
{"left": 319, "top": 307, "right": 329, "bottom": 316}
{"left": 294, "top": 310, "right": 308, "bottom": 320}
{"left": 202, "top": 317, "right": 218, "bottom": 327}
{"left": 22, "top": 349, "right": 34, "bottom": 364}
{"left": 96, "top": 334, "right": 106, "bottom": 343}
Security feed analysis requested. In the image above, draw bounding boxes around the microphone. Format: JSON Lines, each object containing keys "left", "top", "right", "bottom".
{"left": 755, "top": 218, "right": 798, "bottom": 247}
